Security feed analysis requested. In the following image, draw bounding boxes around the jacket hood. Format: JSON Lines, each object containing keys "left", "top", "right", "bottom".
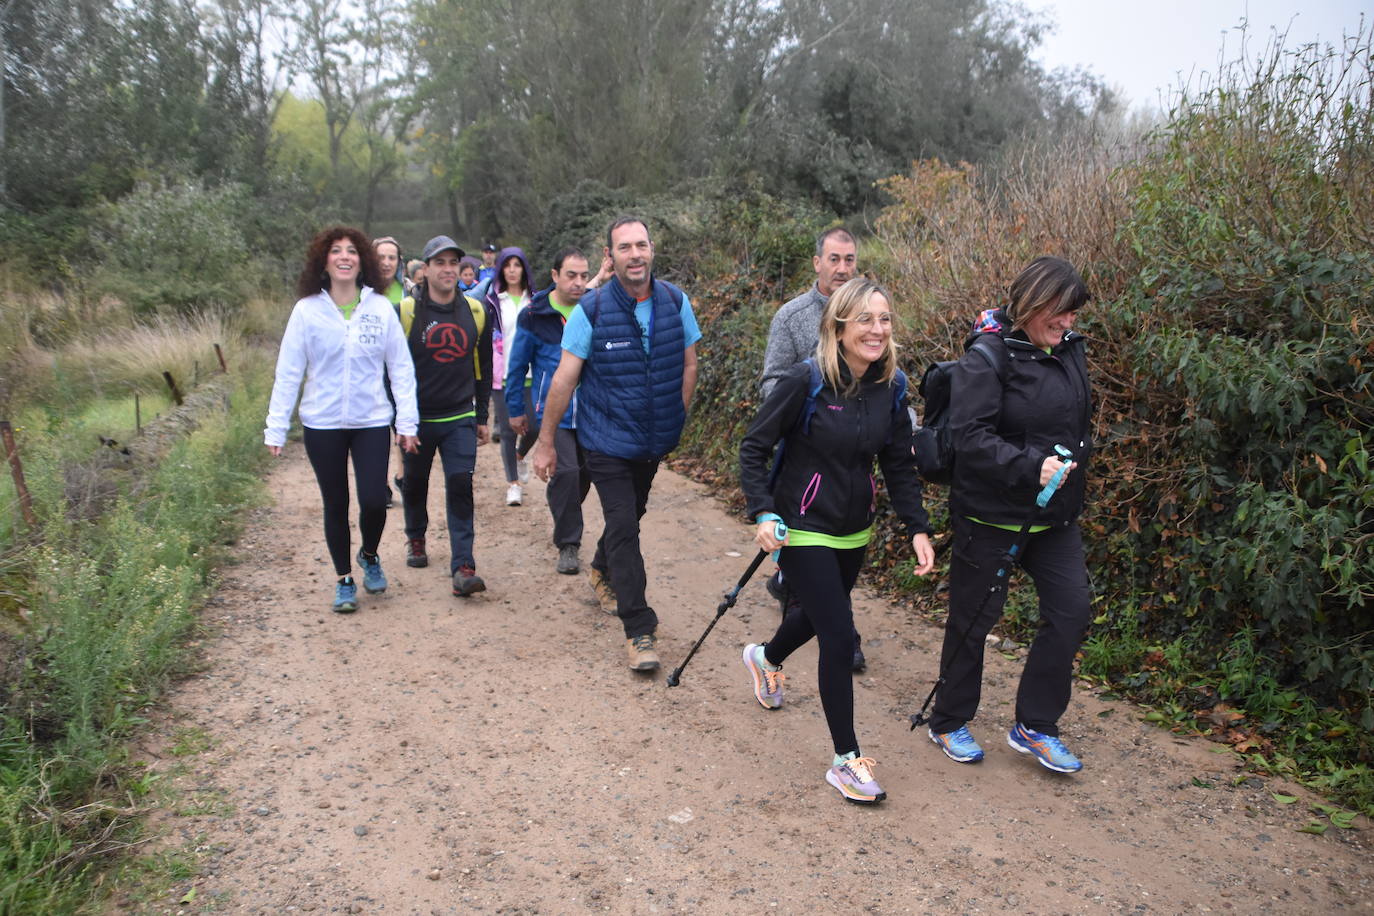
{"left": 492, "top": 247, "right": 532, "bottom": 297}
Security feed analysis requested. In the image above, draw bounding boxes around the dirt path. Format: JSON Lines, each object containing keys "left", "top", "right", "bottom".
{"left": 129, "top": 443, "right": 1372, "bottom": 914}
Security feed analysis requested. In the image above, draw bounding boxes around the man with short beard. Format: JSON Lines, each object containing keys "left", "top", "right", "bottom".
{"left": 531, "top": 217, "right": 701, "bottom": 672}
{"left": 398, "top": 236, "right": 493, "bottom": 597}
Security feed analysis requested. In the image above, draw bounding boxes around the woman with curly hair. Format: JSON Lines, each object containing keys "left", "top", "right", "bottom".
{"left": 264, "top": 226, "right": 420, "bottom": 613}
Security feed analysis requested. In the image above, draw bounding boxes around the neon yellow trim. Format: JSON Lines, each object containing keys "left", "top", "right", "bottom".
{"left": 787, "top": 526, "right": 873, "bottom": 549}
{"left": 969, "top": 516, "right": 1051, "bottom": 533}
{"left": 422, "top": 411, "right": 476, "bottom": 423}
{"left": 339, "top": 292, "right": 361, "bottom": 320}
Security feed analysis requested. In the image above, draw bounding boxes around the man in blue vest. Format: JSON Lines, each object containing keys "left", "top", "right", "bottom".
{"left": 530, "top": 217, "right": 701, "bottom": 672}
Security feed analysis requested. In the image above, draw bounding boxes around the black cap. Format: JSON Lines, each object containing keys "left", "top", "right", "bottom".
{"left": 481, "top": 243, "right": 498, "bottom": 252}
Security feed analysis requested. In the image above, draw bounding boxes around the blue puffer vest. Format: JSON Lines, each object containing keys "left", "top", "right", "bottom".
{"left": 576, "top": 276, "right": 686, "bottom": 460}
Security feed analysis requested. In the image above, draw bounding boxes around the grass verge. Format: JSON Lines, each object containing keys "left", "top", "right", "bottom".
{"left": 0, "top": 362, "right": 271, "bottom": 912}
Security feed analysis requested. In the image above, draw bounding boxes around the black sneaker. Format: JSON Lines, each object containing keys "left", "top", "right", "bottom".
{"left": 765, "top": 569, "right": 787, "bottom": 611}
{"left": 556, "top": 544, "right": 580, "bottom": 575}
{"left": 851, "top": 630, "right": 866, "bottom": 673}
{"left": 452, "top": 565, "right": 486, "bottom": 597}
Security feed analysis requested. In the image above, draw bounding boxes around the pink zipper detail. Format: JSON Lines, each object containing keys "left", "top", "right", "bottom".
{"left": 799, "top": 473, "right": 822, "bottom": 516}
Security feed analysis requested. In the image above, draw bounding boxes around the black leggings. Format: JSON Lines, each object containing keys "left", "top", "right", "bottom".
{"left": 765, "top": 545, "right": 866, "bottom": 757}
{"left": 302, "top": 426, "right": 391, "bottom": 576}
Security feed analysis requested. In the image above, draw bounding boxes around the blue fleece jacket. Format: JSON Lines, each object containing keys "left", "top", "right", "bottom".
{"left": 504, "top": 285, "right": 578, "bottom": 429}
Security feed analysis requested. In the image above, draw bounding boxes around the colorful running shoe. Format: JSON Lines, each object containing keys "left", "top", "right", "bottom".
{"left": 929, "top": 726, "right": 985, "bottom": 763}
{"left": 742, "top": 643, "right": 785, "bottom": 709}
{"left": 356, "top": 549, "right": 387, "bottom": 594}
{"left": 825, "top": 753, "right": 886, "bottom": 805}
{"left": 332, "top": 578, "right": 358, "bottom": 613}
{"left": 1007, "top": 723, "right": 1083, "bottom": 773}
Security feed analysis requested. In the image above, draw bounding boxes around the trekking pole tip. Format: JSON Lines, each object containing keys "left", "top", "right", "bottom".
{"left": 908, "top": 713, "right": 927, "bottom": 730}
{"left": 665, "top": 670, "right": 681, "bottom": 687}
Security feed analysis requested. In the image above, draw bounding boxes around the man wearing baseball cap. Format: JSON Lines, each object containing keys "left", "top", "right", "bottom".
{"left": 397, "top": 235, "right": 494, "bottom": 597}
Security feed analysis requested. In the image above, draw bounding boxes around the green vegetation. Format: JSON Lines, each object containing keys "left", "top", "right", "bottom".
{"left": 0, "top": 358, "right": 271, "bottom": 911}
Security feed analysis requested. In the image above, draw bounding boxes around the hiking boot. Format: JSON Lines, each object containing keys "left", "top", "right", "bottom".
{"left": 826, "top": 753, "right": 886, "bottom": 805}
{"left": 742, "top": 643, "right": 785, "bottom": 709}
{"left": 1008, "top": 723, "right": 1082, "bottom": 773}
{"left": 929, "top": 725, "right": 985, "bottom": 763}
{"left": 517, "top": 458, "right": 531, "bottom": 484}
{"left": 506, "top": 483, "right": 522, "bottom": 506}
{"left": 626, "top": 634, "right": 660, "bottom": 671}
{"left": 556, "top": 544, "right": 580, "bottom": 575}
{"left": 588, "top": 566, "right": 617, "bottom": 615}
{"left": 406, "top": 537, "right": 429, "bottom": 568}
{"left": 356, "top": 549, "right": 387, "bottom": 594}
{"left": 332, "top": 578, "right": 359, "bottom": 613}
{"left": 452, "top": 565, "right": 486, "bottom": 597}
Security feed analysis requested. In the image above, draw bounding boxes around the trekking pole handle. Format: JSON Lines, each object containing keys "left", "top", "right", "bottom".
{"left": 755, "top": 514, "right": 789, "bottom": 561}
{"left": 1036, "top": 444, "right": 1075, "bottom": 508}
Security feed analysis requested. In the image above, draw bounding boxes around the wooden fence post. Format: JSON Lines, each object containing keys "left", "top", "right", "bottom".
{"left": 0, "top": 420, "right": 37, "bottom": 528}
{"left": 162, "top": 371, "right": 185, "bottom": 406}
{"left": 214, "top": 343, "right": 228, "bottom": 373}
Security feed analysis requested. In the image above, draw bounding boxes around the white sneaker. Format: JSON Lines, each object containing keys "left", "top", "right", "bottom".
{"left": 506, "top": 483, "right": 522, "bottom": 506}
{"left": 517, "top": 458, "right": 531, "bottom": 484}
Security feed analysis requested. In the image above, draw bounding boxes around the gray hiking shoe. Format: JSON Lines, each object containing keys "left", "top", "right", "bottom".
{"left": 556, "top": 544, "right": 580, "bottom": 575}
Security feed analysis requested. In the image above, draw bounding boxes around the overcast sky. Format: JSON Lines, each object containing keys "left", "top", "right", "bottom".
{"left": 1026, "top": 1, "right": 1370, "bottom": 111}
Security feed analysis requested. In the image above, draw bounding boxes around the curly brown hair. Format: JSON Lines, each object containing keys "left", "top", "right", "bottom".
{"left": 296, "top": 225, "right": 384, "bottom": 299}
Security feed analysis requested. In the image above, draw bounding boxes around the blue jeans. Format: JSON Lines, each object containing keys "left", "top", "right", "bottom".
{"left": 401, "top": 418, "right": 477, "bottom": 572}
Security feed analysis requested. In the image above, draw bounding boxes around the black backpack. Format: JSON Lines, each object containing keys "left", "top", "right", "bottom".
{"left": 912, "top": 334, "right": 1007, "bottom": 484}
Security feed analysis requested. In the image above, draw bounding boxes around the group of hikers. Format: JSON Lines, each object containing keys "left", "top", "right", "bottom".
{"left": 265, "top": 218, "right": 1096, "bottom": 806}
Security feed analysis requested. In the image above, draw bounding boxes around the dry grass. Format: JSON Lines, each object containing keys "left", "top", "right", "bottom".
{"left": 874, "top": 126, "right": 1143, "bottom": 360}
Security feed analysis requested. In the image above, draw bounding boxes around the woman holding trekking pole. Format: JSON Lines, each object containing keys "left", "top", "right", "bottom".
{"left": 738, "top": 277, "right": 936, "bottom": 805}
{"left": 265, "top": 226, "right": 420, "bottom": 614}
{"left": 925, "top": 255, "right": 1094, "bottom": 773}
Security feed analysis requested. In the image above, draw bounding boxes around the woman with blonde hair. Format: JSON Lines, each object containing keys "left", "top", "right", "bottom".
{"left": 738, "top": 277, "right": 936, "bottom": 804}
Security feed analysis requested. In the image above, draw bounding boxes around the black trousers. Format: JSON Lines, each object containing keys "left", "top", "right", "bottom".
{"left": 765, "top": 545, "right": 866, "bottom": 757}
{"left": 302, "top": 425, "right": 391, "bottom": 577}
{"left": 929, "top": 517, "right": 1092, "bottom": 737}
{"left": 585, "top": 449, "right": 660, "bottom": 639}
{"left": 549, "top": 427, "right": 590, "bottom": 548}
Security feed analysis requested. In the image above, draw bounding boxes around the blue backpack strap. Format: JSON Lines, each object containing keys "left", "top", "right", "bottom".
{"left": 798, "top": 358, "right": 824, "bottom": 434}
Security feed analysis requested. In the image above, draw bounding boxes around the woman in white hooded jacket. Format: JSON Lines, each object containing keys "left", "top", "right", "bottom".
{"left": 265, "top": 225, "right": 419, "bottom": 613}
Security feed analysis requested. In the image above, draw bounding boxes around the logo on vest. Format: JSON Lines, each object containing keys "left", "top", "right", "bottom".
{"left": 603, "top": 339, "right": 634, "bottom": 350}
{"left": 425, "top": 322, "right": 470, "bottom": 363}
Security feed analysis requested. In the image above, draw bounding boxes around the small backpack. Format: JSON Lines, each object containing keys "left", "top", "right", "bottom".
{"left": 912, "top": 334, "right": 1006, "bottom": 484}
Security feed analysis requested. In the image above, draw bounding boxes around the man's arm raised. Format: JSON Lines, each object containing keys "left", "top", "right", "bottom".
{"left": 531, "top": 351, "right": 585, "bottom": 481}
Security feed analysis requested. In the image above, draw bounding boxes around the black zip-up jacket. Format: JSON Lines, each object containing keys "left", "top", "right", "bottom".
{"left": 740, "top": 360, "right": 931, "bottom": 538}
{"left": 947, "top": 308, "right": 1093, "bottom": 527}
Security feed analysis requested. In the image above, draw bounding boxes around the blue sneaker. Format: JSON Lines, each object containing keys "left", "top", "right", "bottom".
{"left": 356, "top": 549, "right": 387, "bottom": 594}
{"left": 928, "top": 726, "right": 985, "bottom": 763}
{"left": 332, "top": 578, "right": 358, "bottom": 613}
{"left": 1007, "top": 723, "right": 1082, "bottom": 773}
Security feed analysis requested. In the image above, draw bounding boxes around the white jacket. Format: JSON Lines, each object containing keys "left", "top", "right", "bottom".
{"left": 264, "top": 288, "right": 419, "bottom": 447}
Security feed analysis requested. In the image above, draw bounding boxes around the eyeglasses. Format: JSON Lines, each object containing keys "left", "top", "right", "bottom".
{"left": 846, "top": 313, "right": 893, "bottom": 327}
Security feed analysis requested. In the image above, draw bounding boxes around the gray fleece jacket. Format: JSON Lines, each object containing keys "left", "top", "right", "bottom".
{"left": 759, "top": 284, "right": 827, "bottom": 397}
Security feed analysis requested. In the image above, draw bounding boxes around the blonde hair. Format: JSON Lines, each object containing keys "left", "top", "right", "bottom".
{"left": 815, "top": 277, "right": 897, "bottom": 396}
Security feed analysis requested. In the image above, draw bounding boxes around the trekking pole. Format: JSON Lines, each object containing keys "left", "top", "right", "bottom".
{"left": 908, "top": 445, "right": 1073, "bottom": 729}
{"left": 667, "top": 520, "right": 787, "bottom": 688}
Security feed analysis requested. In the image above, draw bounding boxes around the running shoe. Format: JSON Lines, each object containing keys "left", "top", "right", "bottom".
{"left": 765, "top": 569, "right": 787, "bottom": 611}
{"left": 825, "top": 754, "right": 886, "bottom": 805}
{"left": 332, "top": 578, "right": 358, "bottom": 613}
{"left": 506, "top": 483, "right": 522, "bottom": 506}
{"left": 929, "top": 726, "right": 985, "bottom": 763}
{"left": 852, "top": 633, "right": 867, "bottom": 673}
{"left": 406, "top": 537, "right": 429, "bottom": 568}
{"left": 1007, "top": 723, "right": 1083, "bottom": 773}
{"left": 742, "top": 643, "right": 785, "bottom": 709}
{"left": 452, "top": 565, "right": 486, "bottom": 597}
{"left": 356, "top": 549, "right": 387, "bottom": 594}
